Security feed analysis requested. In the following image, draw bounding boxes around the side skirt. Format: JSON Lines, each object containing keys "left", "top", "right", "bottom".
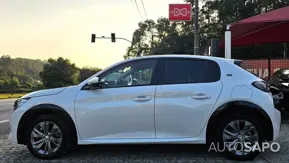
{"left": 78, "top": 137, "right": 206, "bottom": 145}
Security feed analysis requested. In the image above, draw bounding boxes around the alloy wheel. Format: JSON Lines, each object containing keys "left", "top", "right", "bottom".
{"left": 30, "top": 121, "right": 63, "bottom": 155}
{"left": 222, "top": 120, "right": 259, "bottom": 156}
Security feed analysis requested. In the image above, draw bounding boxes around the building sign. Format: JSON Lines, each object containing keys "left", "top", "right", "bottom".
{"left": 241, "top": 59, "right": 289, "bottom": 80}
{"left": 169, "top": 4, "right": 192, "bottom": 21}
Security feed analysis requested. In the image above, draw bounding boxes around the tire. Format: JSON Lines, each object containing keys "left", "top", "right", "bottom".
{"left": 215, "top": 113, "right": 265, "bottom": 161}
{"left": 25, "top": 114, "right": 75, "bottom": 159}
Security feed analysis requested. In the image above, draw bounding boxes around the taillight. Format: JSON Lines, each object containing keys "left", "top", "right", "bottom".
{"left": 252, "top": 81, "right": 270, "bottom": 92}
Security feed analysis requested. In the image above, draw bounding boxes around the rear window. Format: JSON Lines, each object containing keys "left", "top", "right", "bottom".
{"left": 234, "top": 60, "right": 243, "bottom": 66}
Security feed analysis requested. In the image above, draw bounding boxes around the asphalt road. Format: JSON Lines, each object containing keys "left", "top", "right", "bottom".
{"left": 0, "top": 123, "right": 289, "bottom": 163}
{"left": 0, "top": 99, "right": 16, "bottom": 122}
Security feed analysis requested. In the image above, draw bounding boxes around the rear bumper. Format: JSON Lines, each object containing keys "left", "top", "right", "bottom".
{"left": 271, "top": 108, "right": 281, "bottom": 141}
{"left": 250, "top": 89, "right": 281, "bottom": 141}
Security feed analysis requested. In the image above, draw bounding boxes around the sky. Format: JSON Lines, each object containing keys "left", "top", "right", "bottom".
{"left": 0, "top": 0, "right": 182, "bottom": 68}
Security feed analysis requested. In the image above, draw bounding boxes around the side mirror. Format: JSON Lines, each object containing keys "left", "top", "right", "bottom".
{"left": 88, "top": 76, "right": 99, "bottom": 86}
{"left": 87, "top": 77, "right": 101, "bottom": 89}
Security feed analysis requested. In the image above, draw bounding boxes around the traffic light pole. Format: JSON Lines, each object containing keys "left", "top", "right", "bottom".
{"left": 91, "top": 34, "right": 143, "bottom": 57}
{"left": 92, "top": 36, "right": 132, "bottom": 44}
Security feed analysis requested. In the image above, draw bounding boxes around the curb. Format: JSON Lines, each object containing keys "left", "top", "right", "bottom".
{"left": 0, "top": 121, "right": 10, "bottom": 134}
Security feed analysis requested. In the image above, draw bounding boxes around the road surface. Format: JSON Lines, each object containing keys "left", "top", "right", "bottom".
{"left": 1, "top": 123, "right": 288, "bottom": 163}
{"left": 0, "top": 99, "right": 16, "bottom": 122}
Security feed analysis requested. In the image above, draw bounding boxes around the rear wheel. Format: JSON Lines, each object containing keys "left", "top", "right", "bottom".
{"left": 25, "top": 114, "right": 74, "bottom": 159}
{"left": 216, "top": 114, "right": 265, "bottom": 161}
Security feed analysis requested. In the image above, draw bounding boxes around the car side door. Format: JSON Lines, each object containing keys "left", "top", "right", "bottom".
{"left": 154, "top": 58, "right": 223, "bottom": 138}
{"left": 75, "top": 59, "right": 159, "bottom": 141}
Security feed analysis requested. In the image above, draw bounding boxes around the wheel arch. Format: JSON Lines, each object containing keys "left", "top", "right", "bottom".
{"left": 17, "top": 104, "right": 78, "bottom": 145}
{"left": 206, "top": 100, "right": 274, "bottom": 143}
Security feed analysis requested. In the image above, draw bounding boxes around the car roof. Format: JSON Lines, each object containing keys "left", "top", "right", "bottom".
{"left": 126, "top": 54, "right": 236, "bottom": 63}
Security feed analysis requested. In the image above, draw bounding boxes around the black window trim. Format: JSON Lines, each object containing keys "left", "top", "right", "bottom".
{"left": 157, "top": 57, "right": 221, "bottom": 86}
{"left": 81, "top": 58, "right": 161, "bottom": 90}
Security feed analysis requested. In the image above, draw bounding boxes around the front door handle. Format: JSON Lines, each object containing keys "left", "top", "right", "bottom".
{"left": 191, "top": 93, "right": 211, "bottom": 100}
{"left": 133, "top": 95, "right": 152, "bottom": 102}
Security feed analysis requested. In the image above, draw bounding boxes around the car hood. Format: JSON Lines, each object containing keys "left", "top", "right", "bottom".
{"left": 21, "top": 87, "right": 66, "bottom": 99}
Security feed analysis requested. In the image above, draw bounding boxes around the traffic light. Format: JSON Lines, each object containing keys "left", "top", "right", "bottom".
{"left": 91, "top": 34, "right": 96, "bottom": 43}
{"left": 111, "top": 33, "right": 116, "bottom": 42}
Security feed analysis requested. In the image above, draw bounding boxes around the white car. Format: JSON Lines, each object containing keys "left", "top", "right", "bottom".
{"left": 9, "top": 55, "right": 281, "bottom": 161}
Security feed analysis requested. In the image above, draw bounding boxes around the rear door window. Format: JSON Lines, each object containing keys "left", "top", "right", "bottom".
{"left": 160, "top": 58, "right": 221, "bottom": 85}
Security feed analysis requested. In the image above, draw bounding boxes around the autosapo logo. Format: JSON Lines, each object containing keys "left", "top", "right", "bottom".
{"left": 208, "top": 142, "right": 280, "bottom": 153}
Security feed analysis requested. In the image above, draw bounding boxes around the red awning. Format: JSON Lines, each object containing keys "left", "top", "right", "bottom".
{"left": 219, "top": 6, "right": 289, "bottom": 48}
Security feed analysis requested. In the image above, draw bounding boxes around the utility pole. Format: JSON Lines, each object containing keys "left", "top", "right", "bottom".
{"left": 194, "top": 0, "right": 199, "bottom": 55}
{"left": 150, "top": 35, "right": 157, "bottom": 55}
{"left": 225, "top": 25, "right": 231, "bottom": 59}
{"left": 137, "top": 43, "right": 142, "bottom": 57}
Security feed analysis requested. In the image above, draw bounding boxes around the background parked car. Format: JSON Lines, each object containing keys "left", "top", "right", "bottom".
{"left": 269, "top": 68, "right": 289, "bottom": 117}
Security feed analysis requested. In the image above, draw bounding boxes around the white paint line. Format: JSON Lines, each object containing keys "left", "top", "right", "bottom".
{"left": 0, "top": 98, "right": 17, "bottom": 102}
{"left": 0, "top": 120, "right": 9, "bottom": 123}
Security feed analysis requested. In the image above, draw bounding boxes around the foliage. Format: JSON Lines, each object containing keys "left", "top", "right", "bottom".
{"left": 0, "top": 55, "right": 102, "bottom": 91}
{"left": 124, "top": 18, "right": 194, "bottom": 59}
{"left": 10, "top": 77, "right": 20, "bottom": 88}
{"left": 39, "top": 57, "right": 80, "bottom": 88}
{"left": 39, "top": 57, "right": 102, "bottom": 88}
{"left": 80, "top": 67, "right": 102, "bottom": 82}
{"left": 0, "top": 55, "right": 44, "bottom": 89}
{"left": 0, "top": 93, "right": 27, "bottom": 99}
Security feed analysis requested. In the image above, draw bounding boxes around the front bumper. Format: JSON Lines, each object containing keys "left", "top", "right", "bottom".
{"left": 8, "top": 109, "right": 23, "bottom": 144}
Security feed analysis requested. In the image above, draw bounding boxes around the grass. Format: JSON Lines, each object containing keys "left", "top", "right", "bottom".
{"left": 0, "top": 93, "right": 27, "bottom": 99}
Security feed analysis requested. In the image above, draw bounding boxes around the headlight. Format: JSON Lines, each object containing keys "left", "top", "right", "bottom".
{"left": 283, "top": 69, "right": 289, "bottom": 75}
{"left": 14, "top": 98, "right": 30, "bottom": 111}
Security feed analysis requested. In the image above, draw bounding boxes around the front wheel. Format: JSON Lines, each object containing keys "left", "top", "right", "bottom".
{"left": 25, "top": 114, "right": 73, "bottom": 159}
{"left": 216, "top": 114, "right": 265, "bottom": 161}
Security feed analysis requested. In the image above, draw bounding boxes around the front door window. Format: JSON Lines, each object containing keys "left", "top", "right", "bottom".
{"left": 99, "top": 60, "right": 156, "bottom": 88}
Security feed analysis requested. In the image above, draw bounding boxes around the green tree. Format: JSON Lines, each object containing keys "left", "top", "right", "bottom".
{"left": 10, "top": 76, "right": 20, "bottom": 89}
{"left": 80, "top": 67, "right": 102, "bottom": 82}
{"left": 0, "top": 55, "right": 45, "bottom": 89}
{"left": 0, "top": 79, "right": 5, "bottom": 88}
{"left": 39, "top": 57, "right": 79, "bottom": 88}
{"left": 124, "top": 18, "right": 194, "bottom": 58}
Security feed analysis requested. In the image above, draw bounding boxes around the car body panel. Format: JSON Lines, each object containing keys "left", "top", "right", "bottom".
{"left": 154, "top": 81, "right": 223, "bottom": 138}
{"left": 230, "top": 86, "right": 253, "bottom": 99}
{"left": 21, "top": 87, "right": 66, "bottom": 98}
{"left": 9, "top": 55, "right": 281, "bottom": 146}
{"left": 9, "top": 85, "right": 81, "bottom": 144}
{"left": 74, "top": 86, "right": 157, "bottom": 140}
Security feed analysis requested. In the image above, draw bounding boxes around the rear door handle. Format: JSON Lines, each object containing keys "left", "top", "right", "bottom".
{"left": 191, "top": 93, "right": 211, "bottom": 100}
{"left": 133, "top": 95, "right": 152, "bottom": 102}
